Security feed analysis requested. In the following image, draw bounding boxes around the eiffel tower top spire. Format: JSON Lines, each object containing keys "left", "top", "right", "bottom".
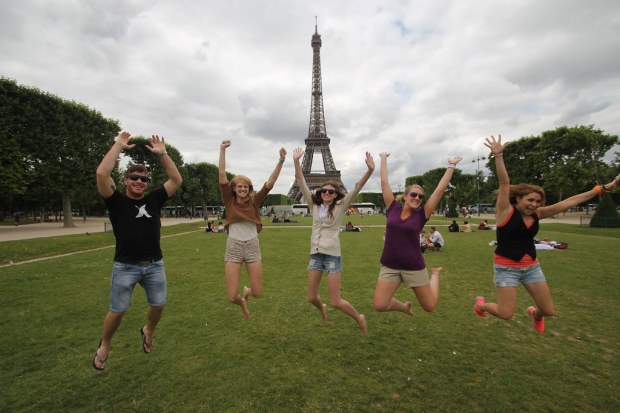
{"left": 288, "top": 20, "right": 346, "bottom": 201}
{"left": 309, "top": 16, "right": 326, "bottom": 139}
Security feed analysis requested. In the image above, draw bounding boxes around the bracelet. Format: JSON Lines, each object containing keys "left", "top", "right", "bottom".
{"left": 279, "top": 157, "right": 285, "bottom": 163}
{"left": 447, "top": 164, "right": 456, "bottom": 169}
{"left": 159, "top": 151, "right": 168, "bottom": 157}
{"left": 592, "top": 185, "right": 603, "bottom": 195}
{"left": 493, "top": 152, "right": 503, "bottom": 157}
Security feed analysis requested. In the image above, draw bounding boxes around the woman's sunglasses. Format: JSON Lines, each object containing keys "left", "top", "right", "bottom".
{"left": 318, "top": 189, "right": 336, "bottom": 195}
{"left": 128, "top": 175, "right": 151, "bottom": 183}
{"left": 408, "top": 192, "right": 425, "bottom": 200}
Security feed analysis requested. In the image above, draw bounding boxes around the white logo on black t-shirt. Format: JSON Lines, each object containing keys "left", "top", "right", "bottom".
{"left": 135, "top": 204, "right": 152, "bottom": 218}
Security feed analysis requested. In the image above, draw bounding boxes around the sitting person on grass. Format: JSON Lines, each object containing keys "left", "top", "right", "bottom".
{"left": 478, "top": 219, "right": 491, "bottom": 230}
{"left": 460, "top": 221, "right": 472, "bottom": 232}
{"left": 422, "top": 227, "right": 444, "bottom": 252}
{"left": 448, "top": 220, "right": 460, "bottom": 232}
{"left": 343, "top": 221, "right": 361, "bottom": 232}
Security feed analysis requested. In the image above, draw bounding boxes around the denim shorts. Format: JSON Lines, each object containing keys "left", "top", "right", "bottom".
{"left": 109, "top": 260, "right": 167, "bottom": 312}
{"left": 493, "top": 263, "right": 547, "bottom": 288}
{"left": 307, "top": 253, "right": 342, "bottom": 274}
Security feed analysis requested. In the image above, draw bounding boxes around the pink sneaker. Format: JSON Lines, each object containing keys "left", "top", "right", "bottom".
{"left": 528, "top": 306, "right": 544, "bottom": 333}
{"left": 474, "top": 296, "right": 486, "bottom": 317}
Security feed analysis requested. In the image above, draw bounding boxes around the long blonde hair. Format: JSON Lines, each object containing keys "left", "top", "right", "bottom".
{"left": 397, "top": 184, "right": 425, "bottom": 206}
{"left": 230, "top": 175, "right": 256, "bottom": 203}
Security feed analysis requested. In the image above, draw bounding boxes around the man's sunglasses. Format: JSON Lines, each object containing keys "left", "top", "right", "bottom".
{"left": 318, "top": 189, "right": 336, "bottom": 195}
{"left": 128, "top": 175, "right": 151, "bottom": 183}
{"left": 408, "top": 192, "right": 425, "bottom": 200}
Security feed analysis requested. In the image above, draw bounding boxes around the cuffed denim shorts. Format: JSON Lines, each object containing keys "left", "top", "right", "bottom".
{"left": 109, "top": 260, "right": 167, "bottom": 312}
{"left": 307, "top": 253, "right": 342, "bottom": 274}
{"left": 493, "top": 263, "right": 547, "bottom": 288}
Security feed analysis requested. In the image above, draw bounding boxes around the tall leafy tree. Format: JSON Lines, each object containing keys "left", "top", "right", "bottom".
{"left": 485, "top": 135, "right": 543, "bottom": 190}
{"left": 485, "top": 126, "right": 618, "bottom": 205}
{"left": 0, "top": 78, "right": 119, "bottom": 226}
{"left": 120, "top": 136, "right": 185, "bottom": 210}
{"left": 539, "top": 125, "right": 617, "bottom": 204}
{"left": 406, "top": 167, "right": 465, "bottom": 212}
{"left": 180, "top": 162, "right": 221, "bottom": 216}
{"left": 0, "top": 78, "right": 37, "bottom": 217}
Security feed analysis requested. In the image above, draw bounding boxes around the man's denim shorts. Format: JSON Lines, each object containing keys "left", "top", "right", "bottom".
{"left": 109, "top": 260, "right": 167, "bottom": 312}
{"left": 307, "top": 253, "right": 342, "bottom": 274}
{"left": 493, "top": 263, "right": 546, "bottom": 287}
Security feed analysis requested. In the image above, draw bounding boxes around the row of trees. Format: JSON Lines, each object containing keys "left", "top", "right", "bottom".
{"left": 406, "top": 125, "right": 619, "bottom": 217}
{"left": 2, "top": 78, "right": 618, "bottom": 227}
{"left": 1, "top": 78, "right": 119, "bottom": 227}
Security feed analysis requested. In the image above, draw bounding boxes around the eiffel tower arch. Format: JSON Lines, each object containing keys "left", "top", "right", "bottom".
{"left": 288, "top": 20, "right": 346, "bottom": 202}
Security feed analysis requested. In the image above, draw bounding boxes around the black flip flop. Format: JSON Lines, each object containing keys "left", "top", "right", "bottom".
{"left": 92, "top": 340, "right": 108, "bottom": 370}
{"left": 140, "top": 327, "right": 152, "bottom": 354}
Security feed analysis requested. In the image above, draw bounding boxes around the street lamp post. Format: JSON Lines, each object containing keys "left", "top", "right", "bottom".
{"left": 472, "top": 156, "right": 486, "bottom": 217}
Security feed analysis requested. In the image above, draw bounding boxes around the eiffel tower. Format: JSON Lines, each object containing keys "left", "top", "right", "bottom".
{"left": 288, "top": 20, "right": 346, "bottom": 202}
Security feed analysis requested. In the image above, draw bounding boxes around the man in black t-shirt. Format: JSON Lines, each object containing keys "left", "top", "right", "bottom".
{"left": 92, "top": 131, "right": 182, "bottom": 370}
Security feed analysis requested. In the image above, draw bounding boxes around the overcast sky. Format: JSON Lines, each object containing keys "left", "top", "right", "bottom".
{"left": 2, "top": 0, "right": 619, "bottom": 194}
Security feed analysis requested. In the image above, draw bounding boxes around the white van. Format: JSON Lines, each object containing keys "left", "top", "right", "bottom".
{"left": 469, "top": 204, "right": 495, "bottom": 213}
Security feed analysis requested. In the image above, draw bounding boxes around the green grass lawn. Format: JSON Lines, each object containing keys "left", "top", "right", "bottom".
{"left": 0, "top": 216, "right": 618, "bottom": 412}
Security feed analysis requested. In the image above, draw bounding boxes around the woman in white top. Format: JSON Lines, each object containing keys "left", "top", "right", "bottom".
{"left": 292, "top": 147, "right": 375, "bottom": 335}
{"left": 219, "top": 140, "right": 286, "bottom": 319}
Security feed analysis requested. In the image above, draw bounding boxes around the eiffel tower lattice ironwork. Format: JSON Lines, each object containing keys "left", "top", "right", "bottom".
{"left": 288, "top": 21, "right": 346, "bottom": 202}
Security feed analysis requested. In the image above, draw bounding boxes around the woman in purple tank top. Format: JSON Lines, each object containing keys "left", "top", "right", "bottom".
{"left": 373, "top": 152, "right": 462, "bottom": 316}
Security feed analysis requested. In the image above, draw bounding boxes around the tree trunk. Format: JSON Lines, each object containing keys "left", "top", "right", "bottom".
{"left": 62, "top": 189, "right": 75, "bottom": 228}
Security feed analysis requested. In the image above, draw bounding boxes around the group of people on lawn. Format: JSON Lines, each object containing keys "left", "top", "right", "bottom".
{"left": 91, "top": 132, "right": 620, "bottom": 370}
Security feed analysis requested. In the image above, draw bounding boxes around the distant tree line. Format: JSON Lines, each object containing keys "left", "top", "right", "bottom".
{"left": 1, "top": 78, "right": 119, "bottom": 227}
{"left": 405, "top": 126, "right": 618, "bottom": 215}
{"left": 0, "top": 78, "right": 230, "bottom": 226}
{"left": 2, "top": 78, "right": 618, "bottom": 226}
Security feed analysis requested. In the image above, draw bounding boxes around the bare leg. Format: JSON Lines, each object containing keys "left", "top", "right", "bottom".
{"left": 141, "top": 305, "right": 164, "bottom": 353}
{"left": 225, "top": 261, "right": 249, "bottom": 319}
{"left": 245, "top": 261, "right": 263, "bottom": 299}
{"left": 307, "top": 269, "right": 327, "bottom": 321}
{"left": 373, "top": 280, "right": 413, "bottom": 315}
{"left": 524, "top": 282, "right": 555, "bottom": 317}
{"left": 412, "top": 267, "right": 442, "bottom": 312}
{"left": 479, "top": 287, "right": 518, "bottom": 320}
{"left": 327, "top": 272, "right": 367, "bottom": 335}
{"left": 94, "top": 310, "right": 124, "bottom": 369}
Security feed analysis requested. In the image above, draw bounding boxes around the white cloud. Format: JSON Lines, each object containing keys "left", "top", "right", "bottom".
{"left": 1, "top": 0, "right": 619, "bottom": 193}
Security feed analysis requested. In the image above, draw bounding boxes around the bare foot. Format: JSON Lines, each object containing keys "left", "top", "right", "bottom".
{"left": 320, "top": 303, "right": 327, "bottom": 322}
{"left": 240, "top": 297, "right": 250, "bottom": 320}
{"left": 358, "top": 314, "right": 368, "bottom": 336}
{"left": 404, "top": 301, "right": 414, "bottom": 316}
{"left": 243, "top": 286, "right": 251, "bottom": 302}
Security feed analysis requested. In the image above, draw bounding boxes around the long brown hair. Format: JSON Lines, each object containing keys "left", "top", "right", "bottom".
{"left": 494, "top": 184, "right": 546, "bottom": 205}
{"left": 311, "top": 181, "right": 345, "bottom": 218}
